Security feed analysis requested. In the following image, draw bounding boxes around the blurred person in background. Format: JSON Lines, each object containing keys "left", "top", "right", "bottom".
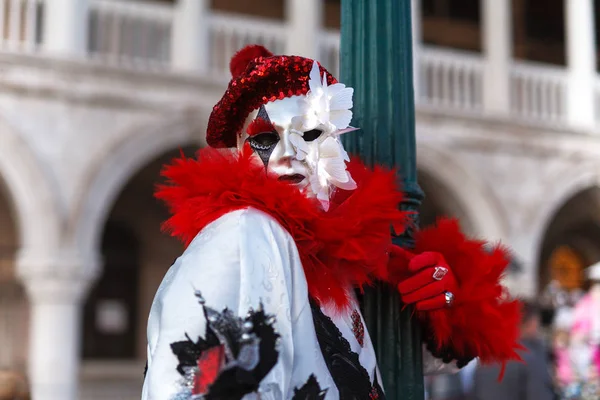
{"left": 557, "top": 261, "right": 600, "bottom": 399}
{"left": 469, "top": 301, "right": 556, "bottom": 400}
{"left": 425, "top": 372, "right": 465, "bottom": 400}
{"left": 552, "top": 307, "right": 575, "bottom": 395}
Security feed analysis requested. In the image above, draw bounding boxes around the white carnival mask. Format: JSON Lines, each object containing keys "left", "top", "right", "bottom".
{"left": 237, "top": 62, "right": 359, "bottom": 210}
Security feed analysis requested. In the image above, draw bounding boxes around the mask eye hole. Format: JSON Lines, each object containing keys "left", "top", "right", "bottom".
{"left": 303, "top": 129, "right": 323, "bottom": 142}
{"left": 248, "top": 132, "right": 279, "bottom": 150}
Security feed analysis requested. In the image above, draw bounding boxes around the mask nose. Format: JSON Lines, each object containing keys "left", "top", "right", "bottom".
{"left": 280, "top": 130, "right": 296, "bottom": 161}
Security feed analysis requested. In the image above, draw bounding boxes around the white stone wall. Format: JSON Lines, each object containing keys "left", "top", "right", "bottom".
{"left": 417, "top": 109, "right": 600, "bottom": 297}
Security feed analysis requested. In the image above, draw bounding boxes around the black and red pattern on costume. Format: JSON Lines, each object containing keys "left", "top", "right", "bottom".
{"left": 156, "top": 145, "right": 522, "bottom": 373}
{"left": 169, "top": 292, "right": 280, "bottom": 399}
{"left": 310, "top": 301, "right": 386, "bottom": 400}
{"left": 169, "top": 292, "right": 329, "bottom": 400}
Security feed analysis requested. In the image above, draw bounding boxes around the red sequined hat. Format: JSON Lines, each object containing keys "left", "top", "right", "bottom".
{"left": 206, "top": 45, "right": 338, "bottom": 148}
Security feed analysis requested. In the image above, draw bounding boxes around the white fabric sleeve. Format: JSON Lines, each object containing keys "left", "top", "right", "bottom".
{"left": 142, "top": 208, "right": 309, "bottom": 400}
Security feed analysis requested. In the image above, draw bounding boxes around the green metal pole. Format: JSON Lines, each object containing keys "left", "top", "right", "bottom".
{"left": 339, "top": 1, "right": 425, "bottom": 399}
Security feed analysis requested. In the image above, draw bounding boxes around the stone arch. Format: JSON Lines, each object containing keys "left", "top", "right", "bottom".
{"left": 416, "top": 143, "right": 508, "bottom": 242}
{"left": 530, "top": 165, "right": 600, "bottom": 295}
{"left": 530, "top": 164, "right": 600, "bottom": 275}
{"left": 69, "top": 110, "right": 209, "bottom": 267}
{"left": 0, "top": 117, "right": 61, "bottom": 259}
{"left": 80, "top": 145, "right": 198, "bottom": 367}
{"left": 418, "top": 169, "right": 474, "bottom": 232}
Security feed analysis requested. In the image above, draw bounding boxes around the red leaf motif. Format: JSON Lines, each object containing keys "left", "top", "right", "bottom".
{"left": 246, "top": 117, "right": 275, "bottom": 136}
{"left": 192, "top": 345, "right": 225, "bottom": 395}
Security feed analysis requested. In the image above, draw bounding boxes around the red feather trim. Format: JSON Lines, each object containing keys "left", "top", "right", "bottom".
{"left": 411, "top": 218, "right": 523, "bottom": 370}
{"left": 155, "top": 145, "right": 409, "bottom": 310}
{"left": 229, "top": 45, "right": 274, "bottom": 78}
{"left": 246, "top": 117, "right": 275, "bottom": 136}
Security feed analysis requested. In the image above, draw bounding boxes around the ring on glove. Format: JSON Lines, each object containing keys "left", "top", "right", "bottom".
{"left": 444, "top": 291, "right": 455, "bottom": 307}
{"left": 432, "top": 266, "right": 448, "bottom": 281}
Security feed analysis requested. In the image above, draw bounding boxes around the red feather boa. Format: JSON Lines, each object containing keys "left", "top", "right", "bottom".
{"left": 155, "top": 145, "right": 409, "bottom": 310}
{"left": 155, "top": 146, "right": 521, "bottom": 366}
{"left": 413, "top": 220, "right": 523, "bottom": 368}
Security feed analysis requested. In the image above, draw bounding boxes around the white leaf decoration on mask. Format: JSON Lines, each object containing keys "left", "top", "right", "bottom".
{"left": 289, "top": 131, "right": 309, "bottom": 161}
{"left": 335, "top": 126, "right": 360, "bottom": 136}
{"left": 328, "top": 83, "right": 354, "bottom": 109}
{"left": 296, "top": 62, "right": 355, "bottom": 133}
{"left": 292, "top": 61, "right": 360, "bottom": 210}
{"left": 308, "top": 61, "right": 324, "bottom": 95}
{"left": 306, "top": 137, "right": 357, "bottom": 206}
{"left": 329, "top": 110, "right": 353, "bottom": 131}
{"left": 319, "top": 137, "right": 357, "bottom": 190}
{"left": 309, "top": 172, "right": 331, "bottom": 212}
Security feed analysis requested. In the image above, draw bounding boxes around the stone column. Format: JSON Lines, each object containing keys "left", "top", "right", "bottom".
{"left": 18, "top": 251, "right": 97, "bottom": 400}
{"left": 285, "top": 0, "right": 322, "bottom": 59}
{"left": 565, "top": 0, "right": 597, "bottom": 128}
{"left": 340, "top": 1, "right": 425, "bottom": 396}
{"left": 43, "top": 0, "right": 89, "bottom": 57}
{"left": 482, "top": 0, "right": 512, "bottom": 115}
{"left": 171, "top": 0, "right": 210, "bottom": 72}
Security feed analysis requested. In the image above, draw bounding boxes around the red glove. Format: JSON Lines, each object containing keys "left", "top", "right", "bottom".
{"left": 396, "top": 251, "right": 458, "bottom": 311}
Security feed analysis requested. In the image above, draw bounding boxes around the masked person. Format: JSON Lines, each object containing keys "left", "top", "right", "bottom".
{"left": 560, "top": 262, "right": 600, "bottom": 399}
{"left": 142, "top": 46, "right": 522, "bottom": 400}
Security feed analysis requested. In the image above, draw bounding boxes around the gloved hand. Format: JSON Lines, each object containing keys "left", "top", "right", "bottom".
{"left": 396, "top": 251, "right": 458, "bottom": 311}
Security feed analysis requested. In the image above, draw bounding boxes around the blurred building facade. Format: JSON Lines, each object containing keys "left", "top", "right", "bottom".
{"left": 0, "top": 0, "right": 599, "bottom": 399}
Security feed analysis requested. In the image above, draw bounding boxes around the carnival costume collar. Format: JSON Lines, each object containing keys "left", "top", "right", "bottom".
{"left": 156, "top": 146, "right": 409, "bottom": 310}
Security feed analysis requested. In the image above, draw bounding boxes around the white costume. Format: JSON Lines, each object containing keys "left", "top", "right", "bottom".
{"left": 143, "top": 209, "right": 456, "bottom": 400}
{"left": 142, "top": 45, "right": 521, "bottom": 399}
{"left": 143, "top": 209, "right": 378, "bottom": 399}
